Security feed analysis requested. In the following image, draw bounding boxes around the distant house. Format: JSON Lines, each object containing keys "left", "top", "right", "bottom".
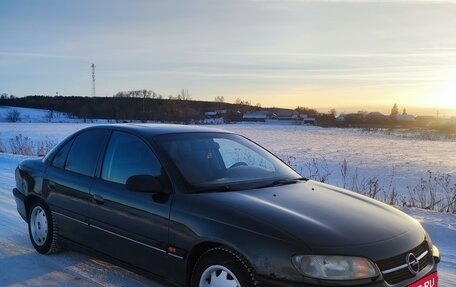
{"left": 203, "top": 109, "right": 226, "bottom": 124}
{"left": 366, "top": 112, "right": 387, "bottom": 122}
{"left": 242, "top": 110, "right": 270, "bottom": 122}
{"left": 271, "top": 109, "right": 297, "bottom": 120}
{"left": 395, "top": 114, "right": 415, "bottom": 121}
{"left": 204, "top": 110, "right": 227, "bottom": 117}
{"left": 242, "top": 109, "right": 315, "bottom": 125}
{"left": 299, "top": 114, "right": 316, "bottom": 125}
{"left": 344, "top": 113, "right": 365, "bottom": 123}
{"left": 336, "top": 113, "right": 346, "bottom": 122}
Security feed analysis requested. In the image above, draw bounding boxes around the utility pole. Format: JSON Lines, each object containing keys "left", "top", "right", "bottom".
{"left": 91, "top": 63, "right": 96, "bottom": 97}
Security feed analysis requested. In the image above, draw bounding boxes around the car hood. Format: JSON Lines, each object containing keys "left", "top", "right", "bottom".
{"left": 193, "top": 180, "right": 424, "bottom": 251}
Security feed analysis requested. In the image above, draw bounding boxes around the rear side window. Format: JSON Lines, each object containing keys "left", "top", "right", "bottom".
{"left": 52, "top": 138, "right": 74, "bottom": 169}
{"left": 102, "top": 131, "right": 163, "bottom": 184}
{"left": 65, "top": 129, "right": 109, "bottom": 177}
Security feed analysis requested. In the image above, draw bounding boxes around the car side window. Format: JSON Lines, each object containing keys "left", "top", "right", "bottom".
{"left": 101, "top": 131, "right": 163, "bottom": 185}
{"left": 52, "top": 138, "right": 74, "bottom": 169}
{"left": 65, "top": 129, "right": 109, "bottom": 177}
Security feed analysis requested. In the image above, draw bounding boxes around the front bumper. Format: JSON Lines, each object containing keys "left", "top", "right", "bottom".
{"left": 12, "top": 187, "right": 27, "bottom": 221}
{"left": 258, "top": 257, "right": 439, "bottom": 287}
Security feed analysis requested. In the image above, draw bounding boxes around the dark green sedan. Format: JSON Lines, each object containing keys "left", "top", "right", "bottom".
{"left": 13, "top": 124, "right": 440, "bottom": 287}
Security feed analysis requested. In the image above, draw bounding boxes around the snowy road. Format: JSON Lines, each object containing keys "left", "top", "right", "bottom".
{"left": 0, "top": 154, "right": 455, "bottom": 286}
{"left": 0, "top": 154, "right": 164, "bottom": 287}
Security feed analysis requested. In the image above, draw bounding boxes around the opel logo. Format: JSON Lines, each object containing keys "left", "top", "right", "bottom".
{"left": 406, "top": 253, "right": 420, "bottom": 275}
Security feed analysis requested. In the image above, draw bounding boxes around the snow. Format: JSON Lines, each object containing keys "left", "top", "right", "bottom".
{"left": 0, "top": 107, "right": 455, "bottom": 285}
{"left": 0, "top": 106, "right": 111, "bottom": 124}
{"left": 0, "top": 154, "right": 164, "bottom": 286}
{"left": 219, "top": 124, "right": 456, "bottom": 207}
{"left": 5, "top": 121, "right": 454, "bottom": 201}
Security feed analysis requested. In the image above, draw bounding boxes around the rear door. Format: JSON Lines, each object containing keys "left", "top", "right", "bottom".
{"left": 45, "top": 128, "right": 110, "bottom": 244}
{"left": 88, "top": 131, "right": 173, "bottom": 276}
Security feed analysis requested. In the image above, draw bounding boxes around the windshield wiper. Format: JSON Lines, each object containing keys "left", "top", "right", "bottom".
{"left": 191, "top": 185, "right": 247, "bottom": 193}
{"left": 192, "top": 178, "right": 308, "bottom": 193}
{"left": 258, "top": 177, "right": 308, "bottom": 189}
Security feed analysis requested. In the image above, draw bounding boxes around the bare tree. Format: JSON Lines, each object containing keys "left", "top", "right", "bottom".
{"left": 235, "top": 98, "right": 251, "bottom": 106}
{"left": 177, "top": 89, "right": 192, "bottom": 101}
{"left": 6, "top": 109, "right": 21, "bottom": 122}
{"left": 214, "top": 96, "right": 224, "bottom": 103}
{"left": 45, "top": 110, "right": 54, "bottom": 122}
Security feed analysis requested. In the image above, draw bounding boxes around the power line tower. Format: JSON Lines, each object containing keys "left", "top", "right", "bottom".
{"left": 91, "top": 63, "right": 96, "bottom": 97}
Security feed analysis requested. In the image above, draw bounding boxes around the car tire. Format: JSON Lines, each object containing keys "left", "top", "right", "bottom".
{"left": 28, "top": 201, "right": 62, "bottom": 254}
{"left": 191, "top": 247, "right": 259, "bottom": 287}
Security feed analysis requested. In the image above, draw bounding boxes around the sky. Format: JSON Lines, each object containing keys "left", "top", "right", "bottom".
{"left": 1, "top": 0, "right": 456, "bottom": 116}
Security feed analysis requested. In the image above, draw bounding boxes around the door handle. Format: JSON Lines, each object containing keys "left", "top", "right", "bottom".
{"left": 47, "top": 181, "right": 56, "bottom": 191}
{"left": 92, "top": 194, "right": 105, "bottom": 205}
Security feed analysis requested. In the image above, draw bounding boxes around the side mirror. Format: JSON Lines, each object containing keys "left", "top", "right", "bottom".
{"left": 126, "top": 175, "right": 164, "bottom": 193}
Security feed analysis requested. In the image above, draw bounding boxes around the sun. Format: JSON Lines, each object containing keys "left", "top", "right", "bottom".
{"left": 424, "top": 69, "right": 456, "bottom": 110}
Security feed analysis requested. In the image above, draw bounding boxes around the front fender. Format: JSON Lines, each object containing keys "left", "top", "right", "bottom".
{"left": 169, "top": 195, "right": 308, "bottom": 282}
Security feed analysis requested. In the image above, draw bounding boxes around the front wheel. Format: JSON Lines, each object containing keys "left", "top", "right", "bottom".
{"left": 28, "top": 201, "right": 62, "bottom": 254}
{"left": 191, "top": 247, "right": 258, "bottom": 287}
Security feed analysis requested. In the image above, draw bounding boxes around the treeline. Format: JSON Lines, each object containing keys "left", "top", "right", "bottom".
{"left": 1, "top": 94, "right": 455, "bottom": 134}
{"left": 0, "top": 94, "right": 254, "bottom": 123}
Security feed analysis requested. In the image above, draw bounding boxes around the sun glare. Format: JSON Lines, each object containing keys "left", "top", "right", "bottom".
{"left": 432, "top": 70, "right": 456, "bottom": 109}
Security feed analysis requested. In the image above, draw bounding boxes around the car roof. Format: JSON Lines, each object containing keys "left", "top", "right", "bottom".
{"left": 84, "top": 123, "right": 233, "bottom": 137}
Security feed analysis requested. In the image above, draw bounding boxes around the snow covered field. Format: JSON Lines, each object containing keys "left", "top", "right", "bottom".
{"left": 220, "top": 124, "right": 456, "bottom": 191}
{"left": 0, "top": 106, "right": 110, "bottom": 124}
{"left": 1, "top": 122, "right": 455, "bottom": 207}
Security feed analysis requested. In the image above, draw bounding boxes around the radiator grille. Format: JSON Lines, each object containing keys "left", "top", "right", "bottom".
{"left": 376, "top": 241, "right": 432, "bottom": 285}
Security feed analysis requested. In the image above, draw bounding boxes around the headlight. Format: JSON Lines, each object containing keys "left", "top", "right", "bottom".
{"left": 425, "top": 231, "right": 433, "bottom": 251}
{"left": 292, "top": 255, "right": 379, "bottom": 280}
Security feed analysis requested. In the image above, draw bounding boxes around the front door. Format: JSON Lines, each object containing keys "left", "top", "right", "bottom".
{"left": 88, "top": 131, "right": 172, "bottom": 276}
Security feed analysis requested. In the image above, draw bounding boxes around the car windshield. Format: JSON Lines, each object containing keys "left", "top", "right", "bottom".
{"left": 155, "top": 132, "right": 301, "bottom": 192}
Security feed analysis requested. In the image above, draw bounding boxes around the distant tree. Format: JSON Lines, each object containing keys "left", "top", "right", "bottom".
{"left": 0, "top": 93, "right": 15, "bottom": 99}
{"left": 295, "top": 106, "right": 318, "bottom": 116}
{"left": 402, "top": 108, "right": 407, "bottom": 115}
{"left": 214, "top": 96, "right": 225, "bottom": 103}
{"left": 235, "top": 98, "right": 251, "bottom": 106}
{"left": 141, "top": 89, "right": 151, "bottom": 98}
{"left": 45, "top": 110, "right": 54, "bottom": 122}
{"left": 6, "top": 109, "right": 21, "bottom": 122}
{"left": 113, "top": 90, "right": 155, "bottom": 98}
{"left": 114, "top": 91, "right": 128, "bottom": 97}
{"left": 177, "top": 89, "right": 192, "bottom": 101}
{"left": 330, "top": 108, "right": 337, "bottom": 117}
{"left": 390, "top": 103, "right": 399, "bottom": 119}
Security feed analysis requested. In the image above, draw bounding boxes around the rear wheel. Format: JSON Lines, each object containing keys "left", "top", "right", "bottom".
{"left": 191, "top": 247, "right": 258, "bottom": 287}
{"left": 28, "top": 202, "right": 62, "bottom": 254}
